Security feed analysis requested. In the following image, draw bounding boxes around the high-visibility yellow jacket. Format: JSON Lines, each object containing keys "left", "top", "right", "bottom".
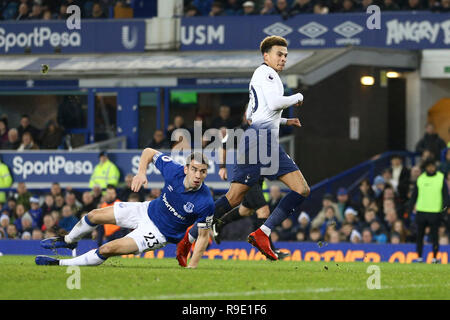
{"left": 0, "top": 163, "right": 13, "bottom": 203}
{"left": 416, "top": 171, "right": 444, "bottom": 213}
{"left": 89, "top": 160, "right": 120, "bottom": 189}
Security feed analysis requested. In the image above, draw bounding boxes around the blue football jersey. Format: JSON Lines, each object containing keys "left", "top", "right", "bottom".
{"left": 147, "top": 152, "right": 215, "bottom": 244}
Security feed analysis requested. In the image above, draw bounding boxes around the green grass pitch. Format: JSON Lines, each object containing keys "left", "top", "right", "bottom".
{"left": 1, "top": 255, "right": 449, "bottom": 300}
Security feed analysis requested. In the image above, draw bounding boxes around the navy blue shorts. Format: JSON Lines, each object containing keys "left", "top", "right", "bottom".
{"left": 231, "top": 126, "right": 299, "bottom": 187}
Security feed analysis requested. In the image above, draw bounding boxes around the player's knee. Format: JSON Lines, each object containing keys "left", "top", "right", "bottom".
{"left": 256, "top": 206, "right": 270, "bottom": 219}
{"left": 293, "top": 185, "right": 310, "bottom": 198}
{"left": 300, "top": 186, "right": 311, "bottom": 198}
{"left": 239, "top": 206, "right": 253, "bottom": 217}
{"left": 228, "top": 196, "right": 242, "bottom": 208}
{"left": 87, "top": 209, "right": 101, "bottom": 224}
{"left": 98, "top": 243, "right": 116, "bottom": 257}
{"left": 226, "top": 191, "right": 245, "bottom": 207}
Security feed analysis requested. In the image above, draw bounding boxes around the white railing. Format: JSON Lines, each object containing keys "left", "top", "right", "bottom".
{"left": 74, "top": 136, "right": 127, "bottom": 150}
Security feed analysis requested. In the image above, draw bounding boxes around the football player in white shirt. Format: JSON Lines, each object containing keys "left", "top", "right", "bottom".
{"left": 177, "top": 36, "right": 310, "bottom": 262}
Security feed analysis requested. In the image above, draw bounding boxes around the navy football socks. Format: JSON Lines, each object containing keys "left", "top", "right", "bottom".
{"left": 263, "top": 191, "right": 306, "bottom": 231}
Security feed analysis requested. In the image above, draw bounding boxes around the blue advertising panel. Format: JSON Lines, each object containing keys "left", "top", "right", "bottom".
{"left": 0, "top": 150, "right": 232, "bottom": 187}
{"left": 180, "top": 12, "right": 450, "bottom": 51}
{"left": 1, "top": 240, "right": 448, "bottom": 264}
{"left": 0, "top": 19, "right": 146, "bottom": 54}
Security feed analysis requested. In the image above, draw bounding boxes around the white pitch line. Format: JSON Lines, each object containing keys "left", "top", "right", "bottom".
{"left": 85, "top": 283, "right": 449, "bottom": 300}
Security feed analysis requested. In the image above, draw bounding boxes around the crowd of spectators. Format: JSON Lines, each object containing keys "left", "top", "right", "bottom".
{"left": 0, "top": 0, "right": 133, "bottom": 21}
{"left": 0, "top": 181, "right": 167, "bottom": 243}
{"left": 147, "top": 105, "right": 241, "bottom": 151}
{"left": 0, "top": 114, "right": 64, "bottom": 150}
{"left": 266, "top": 124, "right": 450, "bottom": 246}
{"left": 1, "top": 110, "right": 449, "bottom": 247}
{"left": 184, "top": 0, "right": 450, "bottom": 17}
{"left": 3, "top": 0, "right": 447, "bottom": 21}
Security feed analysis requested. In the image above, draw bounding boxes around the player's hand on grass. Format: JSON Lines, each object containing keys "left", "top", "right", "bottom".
{"left": 131, "top": 173, "right": 148, "bottom": 192}
{"left": 286, "top": 118, "right": 302, "bottom": 127}
{"left": 219, "top": 168, "right": 228, "bottom": 181}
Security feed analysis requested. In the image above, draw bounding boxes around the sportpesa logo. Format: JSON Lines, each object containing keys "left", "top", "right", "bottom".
{"left": 0, "top": 27, "right": 81, "bottom": 53}
{"left": 162, "top": 193, "right": 185, "bottom": 220}
{"left": 13, "top": 156, "right": 93, "bottom": 179}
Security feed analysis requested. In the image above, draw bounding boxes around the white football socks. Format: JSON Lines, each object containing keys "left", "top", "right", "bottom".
{"left": 188, "top": 233, "right": 196, "bottom": 244}
{"left": 65, "top": 215, "right": 97, "bottom": 244}
{"left": 260, "top": 225, "right": 271, "bottom": 237}
{"left": 59, "top": 249, "right": 107, "bottom": 266}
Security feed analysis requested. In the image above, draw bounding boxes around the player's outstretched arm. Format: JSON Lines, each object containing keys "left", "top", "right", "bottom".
{"left": 286, "top": 118, "right": 302, "bottom": 127}
{"left": 131, "top": 148, "right": 158, "bottom": 192}
{"left": 218, "top": 147, "right": 227, "bottom": 181}
{"left": 264, "top": 90, "right": 303, "bottom": 111}
{"left": 187, "top": 228, "right": 210, "bottom": 269}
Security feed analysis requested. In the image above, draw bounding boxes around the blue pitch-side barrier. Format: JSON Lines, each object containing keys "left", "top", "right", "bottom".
{"left": 1, "top": 240, "right": 448, "bottom": 264}
{"left": 0, "top": 150, "right": 233, "bottom": 187}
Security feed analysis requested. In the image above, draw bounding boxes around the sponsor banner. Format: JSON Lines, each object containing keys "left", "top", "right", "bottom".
{"left": 1, "top": 240, "right": 448, "bottom": 264}
{"left": 0, "top": 150, "right": 232, "bottom": 186}
{"left": 125, "top": 242, "right": 449, "bottom": 264}
{"left": 0, "top": 19, "right": 145, "bottom": 54}
{"left": 180, "top": 12, "right": 450, "bottom": 51}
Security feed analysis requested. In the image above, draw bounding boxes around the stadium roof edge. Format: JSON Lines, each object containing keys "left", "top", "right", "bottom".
{"left": 0, "top": 48, "right": 419, "bottom": 85}
{"left": 290, "top": 47, "right": 420, "bottom": 85}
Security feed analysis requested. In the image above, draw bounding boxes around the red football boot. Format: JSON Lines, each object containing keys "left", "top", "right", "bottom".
{"left": 176, "top": 230, "right": 192, "bottom": 267}
{"left": 247, "top": 228, "right": 278, "bottom": 261}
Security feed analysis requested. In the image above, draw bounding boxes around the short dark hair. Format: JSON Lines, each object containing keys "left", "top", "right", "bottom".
{"left": 211, "top": 1, "right": 223, "bottom": 8}
{"left": 186, "top": 152, "right": 209, "bottom": 168}
{"left": 21, "top": 114, "right": 30, "bottom": 119}
{"left": 106, "top": 184, "right": 116, "bottom": 190}
{"left": 260, "top": 36, "right": 288, "bottom": 55}
{"left": 422, "top": 158, "right": 437, "bottom": 170}
{"left": 391, "top": 154, "right": 403, "bottom": 161}
{"left": 128, "top": 193, "right": 140, "bottom": 201}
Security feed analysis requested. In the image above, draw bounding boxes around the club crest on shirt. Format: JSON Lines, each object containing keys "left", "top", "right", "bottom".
{"left": 183, "top": 202, "right": 195, "bottom": 213}
{"left": 267, "top": 74, "right": 274, "bottom": 81}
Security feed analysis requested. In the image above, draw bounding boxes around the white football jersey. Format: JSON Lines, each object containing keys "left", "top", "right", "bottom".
{"left": 247, "top": 63, "right": 303, "bottom": 131}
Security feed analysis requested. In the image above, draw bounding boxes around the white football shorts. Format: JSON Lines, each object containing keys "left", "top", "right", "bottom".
{"left": 113, "top": 201, "right": 167, "bottom": 253}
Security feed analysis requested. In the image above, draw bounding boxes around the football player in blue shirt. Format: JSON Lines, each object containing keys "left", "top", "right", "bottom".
{"left": 36, "top": 148, "right": 215, "bottom": 269}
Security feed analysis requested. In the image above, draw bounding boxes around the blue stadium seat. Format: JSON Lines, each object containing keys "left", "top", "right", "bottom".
{"left": 2, "top": 2, "right": 18, "bottom": 20}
